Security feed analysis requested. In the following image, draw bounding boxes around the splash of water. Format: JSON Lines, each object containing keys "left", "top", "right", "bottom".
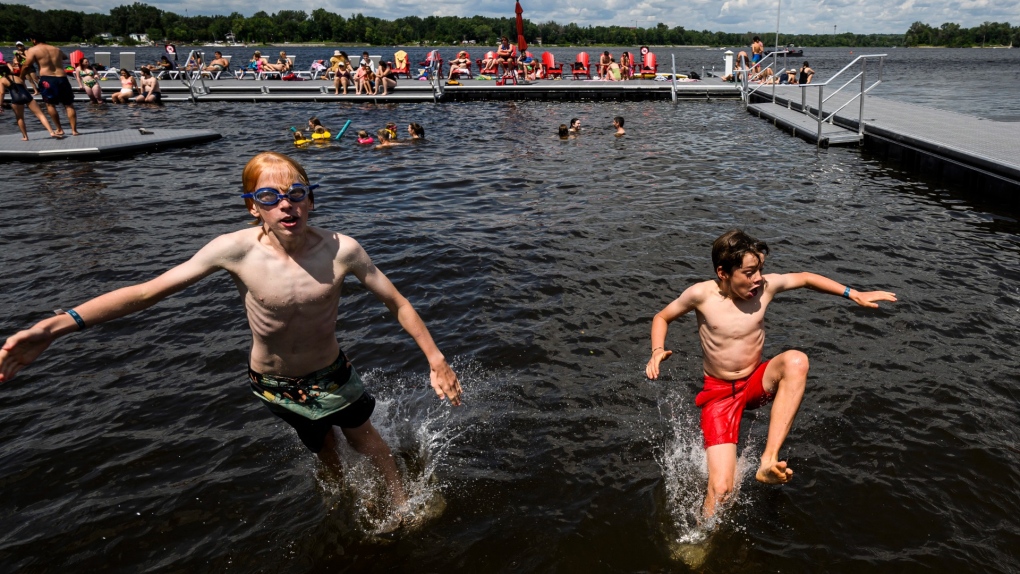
{"left": 651, "top": 385, "right": 761, "bottom": 567}
{"left": 315, "top": 368, "right": 465, "bottom": 538}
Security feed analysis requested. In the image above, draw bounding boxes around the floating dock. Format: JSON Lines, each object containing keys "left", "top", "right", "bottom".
{"left": 747, "top": 86, "right": 1020, "bottom": 200}
{"left": 0, "top": 128, "right": 221, "bottom": 161}
{"left": 84, "top": 76, "right": 740, "bottom": 103}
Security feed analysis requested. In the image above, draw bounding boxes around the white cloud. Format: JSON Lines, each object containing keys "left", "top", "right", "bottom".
{"left": 23, "top": 0, "right": 1020, "bottom": 34}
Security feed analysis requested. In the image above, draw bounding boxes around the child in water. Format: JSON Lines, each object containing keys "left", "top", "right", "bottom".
{"left": 308, "top": 117, "right": 330, "bottom": 139}
{"left": 293, "top": 130, "right": 309, "bottom": 146}
{"left": 356, "top": 130, "right": 374, "bottom": 145}
{"left": 374, "top": 129, "right": 404, "bottom": 149}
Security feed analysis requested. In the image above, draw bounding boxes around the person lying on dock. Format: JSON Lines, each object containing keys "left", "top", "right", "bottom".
{"left": 645, "top": 229, "right": 896, "bottom": 519}
{"left": 203, "top": 51, "right": 230, "bottom": 73}
{"left": 263, "top": 51, "right": 291, "bottom": 73}
{"left": 0, "top": 151, "right": 463, "bottom": 527}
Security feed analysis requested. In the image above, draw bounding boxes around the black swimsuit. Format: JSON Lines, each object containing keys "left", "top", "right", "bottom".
{"left": 6, "top": 81, "right": 33, "bottom": 105}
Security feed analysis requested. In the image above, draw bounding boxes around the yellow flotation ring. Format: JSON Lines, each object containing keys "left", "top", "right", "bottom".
{"left": 311, "top": 131, "right": 332, "bottom": 140}
{"left": 294, "top": 138, "right": 311, "bottom": 145}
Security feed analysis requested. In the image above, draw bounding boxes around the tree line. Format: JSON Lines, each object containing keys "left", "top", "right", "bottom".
{"left": 0, "top": 3, "right": 1016, "bottom": 48}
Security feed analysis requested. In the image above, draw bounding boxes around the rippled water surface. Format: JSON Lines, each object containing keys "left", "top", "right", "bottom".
{"left": 1, "top": 50, "right": 1020, "bottom": 573}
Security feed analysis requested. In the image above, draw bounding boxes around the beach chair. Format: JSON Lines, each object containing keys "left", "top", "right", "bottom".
{"left": 541, "top": 52, "right": 563, "bottom": 78}
{"left": 120, "top": 52, "right": 136, "bottom": 77}
{"left": 235, "top": 58, "right": 258, "bottom": 80}
{"left": 640, "top": 52, "right": 658, "bottom": 78}
{"left": 259, "top": 58, "right": 282, "bottom": 81}
{"left": 295, "top": 59, "right": 326, "bottom": 80}
{"left": 572, "top": 52, "right": 592, "bottom": 79}
{"left": 93, "top": 52, "right": 119, "bottom": 79}
{"left": 476, "top": 51, "right": 499, "bottom": 75}
{"left": 419, "top": 50, "right": 443, "bottom": 78}
{"left": 201, "top": 55, "right": 232, "bottom": 80}
{"left": 392, "top": 50, "right": 412, "bottom": 79}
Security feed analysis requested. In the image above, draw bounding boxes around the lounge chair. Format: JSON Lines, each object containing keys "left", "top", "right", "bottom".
{"left": 639, "top": 52, "right": 658, "bottom": 78}
{"left": 259, "top": 58, "right": 282, "bottom": 81}
{"left": 392, "top": 50, "right": 412, "bottom": 79}
{"left": 235, "top": 60, "right": 258, "bottom": 80}
{"left": 201, "top": 55, "right": 232, "bottom": 80}
{"left": 120, "top": 51, "right": 137, "bottom": 77}
{"left": 295, "top": 59, "right": 327, "bottom": 80}
{"left": 541, "top": 52, "right": 563, "bottom": 79}
{"left": 572, "top": 52, "right": 592, "bottom": 80}
{"left": 476, "top": 51, "right": 499, "bottom": 75}
{"left": 93, "top": 52, "right": 119, "bottom": 79}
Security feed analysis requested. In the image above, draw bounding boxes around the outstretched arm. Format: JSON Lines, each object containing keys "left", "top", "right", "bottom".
{"left": 646, "top": 284, "right": 701, "bottom": 380}
{"left": 0, "top": 235, "right": 237, "bottom": 383}
{"left": 346, "top": 240, "right": 463, "bottom": 406}
{"left": 767, "top": 272, "right": 897, "bottom": 308}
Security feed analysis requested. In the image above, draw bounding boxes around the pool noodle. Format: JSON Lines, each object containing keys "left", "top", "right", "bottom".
{"left": 335, "top": 120, "right": 352, "bottom": 140}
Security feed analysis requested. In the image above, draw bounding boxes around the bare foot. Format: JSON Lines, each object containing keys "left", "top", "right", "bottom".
{"left": 22, "top": 136, "right": 28, "bottom": 141}
{"left": 49, "top": 133, "right": 63, "bottom": 139}
{"left": 72, "top": 131, "right": 81, "bottom": 136}
{"left": 755, "top": 460, "right": 793, "bottom": 484}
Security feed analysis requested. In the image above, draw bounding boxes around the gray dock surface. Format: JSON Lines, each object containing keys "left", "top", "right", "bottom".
{"left": 0, "top": 128, "right": 221, "bottom": 161}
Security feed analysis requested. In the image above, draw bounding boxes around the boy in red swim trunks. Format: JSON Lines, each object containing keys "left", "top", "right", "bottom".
{"left": 645, "top": 230, "right": 896, "bottom": 517}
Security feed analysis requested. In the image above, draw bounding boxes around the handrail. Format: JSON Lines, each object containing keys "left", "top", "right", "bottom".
{"left": 670, "top": 54, "right": 678, "bottom": 103}
{"left": 422, "top": 51, "right": 444, "bottom": 102}
{"left": 796, "top": 54, "right": 886, "bottom": 146}
{"left": 179, "top": 49, "right": 209, "bottom": 102}
{"left": 739, "top": 51, "right": 784, "bottom": 104}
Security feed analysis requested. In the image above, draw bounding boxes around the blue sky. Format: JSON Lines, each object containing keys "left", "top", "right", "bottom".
{"left": 46, "top": 0, "right": 1020, "bottom": 35}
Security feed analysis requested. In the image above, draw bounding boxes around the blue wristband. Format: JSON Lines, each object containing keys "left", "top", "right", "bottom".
{"left": 66, "top": 309, "right": 87, "bottom": 330}
{"left": 842, "top": 286, "right": 851, "bottom": 299}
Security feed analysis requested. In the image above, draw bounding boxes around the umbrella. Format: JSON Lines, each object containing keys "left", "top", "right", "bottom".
{"left": 515, "top": 1, "right": 527, "bottom": 52}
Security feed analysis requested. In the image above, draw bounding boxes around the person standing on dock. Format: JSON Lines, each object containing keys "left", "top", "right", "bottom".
{"left": 0, "top": 151, "right": 463, "bottom": 527}
{"left": 18, "top": 35, "right": 78, "bottom": 136}
{"left": 751, "top": 36, "right": 764, "bottom": 72}
{"left": 645, "top": 230, "right": 896, "bottom": 518}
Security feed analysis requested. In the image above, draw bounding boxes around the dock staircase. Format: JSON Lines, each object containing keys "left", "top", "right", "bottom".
{"left": 739, "top": 53, "right": 886, "bottom": 147}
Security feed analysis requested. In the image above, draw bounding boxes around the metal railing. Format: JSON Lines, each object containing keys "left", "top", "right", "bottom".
{"left": 738, "top": 50, "right": 786, "bottom": 104}
{"left": 799, "top": 54, "right": 886, "bottom": 145}
{"left": 178, "top": 49, "right": 210, "bottom": 102}
{"left": 670, "top": 54, "right": 678, "bottom": 103}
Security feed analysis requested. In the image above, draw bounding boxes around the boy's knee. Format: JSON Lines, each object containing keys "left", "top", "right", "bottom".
{"left": 784, "top": 350, "right": 810, "bottom": 378}
{"left": 709, "top": 476, "right": 734, "bottom": 499}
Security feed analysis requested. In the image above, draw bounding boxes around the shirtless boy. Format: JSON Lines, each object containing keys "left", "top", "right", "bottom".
{"left": 645, "top": 230, "right": 895, "bottom": 518}
{"left": 19, "top": 35, "right": 79, "bottom": 136}
{"left": 134, "top": 68, "right": 161, "bottom": 103}
{"left": 0, "top": 152, "right": 462, "bottom": 520}
{"left": 751, "top": 36, "right": 764, "bottom": 72}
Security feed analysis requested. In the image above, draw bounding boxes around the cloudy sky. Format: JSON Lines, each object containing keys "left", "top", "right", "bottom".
{"left": 49, "top": 0, "right": 1020, "bottom": 35}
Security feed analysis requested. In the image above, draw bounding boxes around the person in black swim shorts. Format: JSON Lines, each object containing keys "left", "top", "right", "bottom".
{"left": 18, "top": 35, "right": 78, "bottom": 135}
{"left": 0, "top": 152, "right": 464, "bottom": 524}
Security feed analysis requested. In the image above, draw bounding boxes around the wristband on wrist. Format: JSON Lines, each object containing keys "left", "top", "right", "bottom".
{"left": 842, "top": 286, "right": 851, "bottom": 299}
{"left": 66, "top": 309, "right": 87, "bottom": 330}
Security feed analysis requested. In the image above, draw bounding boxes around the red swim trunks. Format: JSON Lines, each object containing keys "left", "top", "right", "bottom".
{"left": 695, "top": 361, "right": 774, "bottom": 448}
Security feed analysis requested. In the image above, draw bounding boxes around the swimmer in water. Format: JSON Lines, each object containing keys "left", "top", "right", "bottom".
{"left": 293, "top": 130, "right": 309, "bottom": 145}
{"left": 407, "top": 123, "right": 425, "bottom": 139}
{"left": 356, "top": 130, "right": 374, "bottom": 145}
{"left": 0, "top": 151, "right": 463, "bottom": 525}
{"left": 374, "top": 128, "right": 404, "bottom": 149}
{"left": 612, "top": 116, "right": 625, "bottom": 136}
{"left": 384, "top": 122, "right": 398, "bottom": 140}
{"left": 645, "top": 229, "right": 896, "bottom": 518}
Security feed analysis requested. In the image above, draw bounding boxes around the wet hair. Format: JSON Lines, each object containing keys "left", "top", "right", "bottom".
{"left": 309, "top": 116, "right": 322, "bottom": 127}
{"left": 409, "top": 123, "right": 424, "bottom": 137}
{"left": 377, "top": 128, "right": 390, "bottom": 141}
{"left": 802, "top": 61, "right": 810, "bottom": 67}
{"left": 570, "top": 118, "right": 580, "bottom": 127}
{"left": 614, "top": 116, "right": 624, "bottom": 127}
{"left": 241, "top": 152, "right": 312, "bottom": 224}
{"left": 712, "top": 230, "right": 769, "bottom": 275}
{"left": 558, "top": 124, "right": 569, "bottom": 138}
{"left": 293, "top": 130, "right": 305, "bottom": 140}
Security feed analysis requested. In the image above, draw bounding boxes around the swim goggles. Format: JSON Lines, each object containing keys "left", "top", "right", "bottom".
{"left": 241, "top": 183, "right": 318, "bottom": 206}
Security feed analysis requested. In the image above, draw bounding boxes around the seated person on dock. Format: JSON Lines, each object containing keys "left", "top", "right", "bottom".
{"left": 185, "top": 53, "right": 203, "bottom": 72}
{"left": 332, "top": 52, "right": 353, "bottom": 94}
{"left": 604, "top": 61, "right": 622, "bottom": 81}
{"left": 375, "top": 61, "right": 397, "bottom": 95}
{"left": 134, "top": 67, "right": 161, "bottom": 103}
{"left": 496, "top": 37, "right": 515, "bottom": 75}
{"left": 248, "top": 51, "right": 262, "bottom": 71}
{"left": 203, "top": 51, "right": 230, "bottom": 72}
{"left": 798, "top": 62, "right": 815, "bottom": 85}
{"left": 354, "top": 63, "right": 373, "bottom": 95}
{"left": 141, "top": 56, "right": 174, "bottom": 76}
{"left": 448, "top": 51, "right": 470, "bottom": 79}
{"left": 517, "top": 52, "right": 538, "bottom": 81}
{"left": 110, "top": 68, "right": 137, "bottom": 103}
{"left": 778, "top": 68, "right": 798, "bottom": 84}
{"left": 598, "top": 51, "right": 613, "bottom": 79}
{"left": 619, "top": 52, "right": 633, "bottom": 80}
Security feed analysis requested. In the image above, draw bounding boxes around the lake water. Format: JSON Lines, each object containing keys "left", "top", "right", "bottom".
{"left": 1, "top": 46, "right": 1019, "bottom": 572}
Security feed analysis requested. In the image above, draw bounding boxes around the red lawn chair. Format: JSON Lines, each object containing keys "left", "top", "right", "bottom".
{"left": 572, "top": 52, "right": 592, "bottom": 79}
{"left": 477, "top": 51, "right": 499, "bottom": 75}
{"left": 541, "top": 51, "right": 562, "bottom": 78}
{"left": 419, "top": 50, "right": 444, "bottom": 78}
{"left": 391, "top": 50, "right": 412, "bottom": 79}
{"left": 640, "top": 52, "right": 658, "bottom": 78}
